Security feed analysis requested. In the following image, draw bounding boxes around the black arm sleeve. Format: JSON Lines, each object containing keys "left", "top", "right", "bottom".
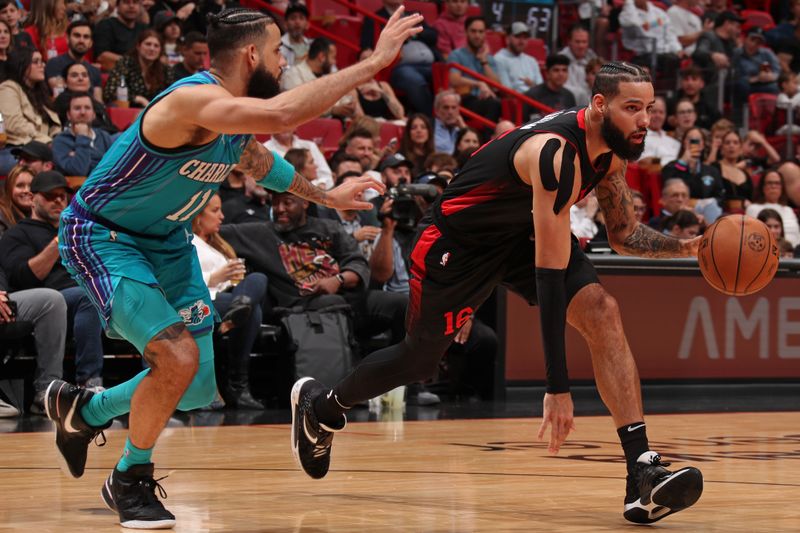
{"left": 535, "top": 267, "right": 570, "bottom": 393}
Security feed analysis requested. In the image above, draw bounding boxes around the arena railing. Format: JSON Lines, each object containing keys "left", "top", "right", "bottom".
{"left": 241, "top": 0, "right": 361, "bottom": 60}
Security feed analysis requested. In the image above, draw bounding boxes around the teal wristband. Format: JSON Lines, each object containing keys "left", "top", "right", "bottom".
{"left": 261, "top": 151, "right": 295, "bottom": 192}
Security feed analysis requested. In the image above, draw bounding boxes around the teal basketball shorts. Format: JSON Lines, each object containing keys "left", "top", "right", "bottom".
{"left": 59, "top": 203, "right": 216, "bottom": 355}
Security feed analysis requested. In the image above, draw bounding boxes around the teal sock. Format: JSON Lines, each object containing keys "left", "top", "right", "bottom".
{"left": 81, "top": 368, "right": 150, "bottom": 427}
{"left": 117, "top": 437, "right": 153, "bottom": 472}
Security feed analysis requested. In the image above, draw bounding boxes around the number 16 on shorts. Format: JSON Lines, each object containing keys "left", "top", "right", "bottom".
{"left": 444, "top": 307, "right": 473, "bottom": 335}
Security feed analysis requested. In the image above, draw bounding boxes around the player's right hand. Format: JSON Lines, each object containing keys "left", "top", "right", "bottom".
{"left": 537, "top": 392, "right": 575, "bottom": 454}
{"left": 371, "top": 7, "right": 424, "bottom": 68}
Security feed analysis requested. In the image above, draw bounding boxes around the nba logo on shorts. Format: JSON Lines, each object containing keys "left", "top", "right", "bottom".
{"left": 440, "top": 252, "right": 451, "bottom": 267}
{"left": 179, "top": 300, "right": 211, "bottom": 326}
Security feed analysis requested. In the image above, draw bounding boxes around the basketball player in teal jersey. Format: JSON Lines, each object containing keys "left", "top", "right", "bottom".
{"left": 43, "top": 7, "right": 423, "bottom": 529}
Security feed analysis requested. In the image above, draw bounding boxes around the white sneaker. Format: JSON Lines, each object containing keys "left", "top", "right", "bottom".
{"left": 0, "top": 398, "right": 20, "bottom": 418}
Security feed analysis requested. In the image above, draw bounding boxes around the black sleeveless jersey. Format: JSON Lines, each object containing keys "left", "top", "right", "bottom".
{"left": 432, "top": 107, "right": 613, "bottom": 247}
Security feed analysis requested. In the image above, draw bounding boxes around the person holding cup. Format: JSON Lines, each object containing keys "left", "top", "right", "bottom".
{"left": 192, "top": 193, "right": 267, "bottom": 410}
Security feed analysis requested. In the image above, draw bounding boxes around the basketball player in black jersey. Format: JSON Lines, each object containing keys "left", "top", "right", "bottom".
{"left": 291, "top": 62, "right": 704, "bottom": 524}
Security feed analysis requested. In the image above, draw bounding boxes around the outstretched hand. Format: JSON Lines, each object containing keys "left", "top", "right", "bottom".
{"left": 372, "top": 7, "right": 424, "bottom": 68}
{"left": 537, "top": 392, "right": 575, "bottom": 454}
{"left": 326, "top": 176, "right": 385, "bottom": 210}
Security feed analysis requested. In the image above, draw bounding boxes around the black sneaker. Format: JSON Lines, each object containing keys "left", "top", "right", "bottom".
{"left": 101, "top": 463, "right": 176, "bottom": 529}
{"left": 44, "top": 379, "right": 110, "bottom": 478}
{"left": 623, "top": 451, "right": 703, "bottom": 524}
{"left": 290, "top": 377, "right": 345, "bottom": 479}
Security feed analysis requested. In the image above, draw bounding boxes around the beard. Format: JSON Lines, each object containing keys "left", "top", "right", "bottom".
{"left": 601, "top": 114, "right": 647, "bottom": 161}
{"left": 246, "top": 63, "right": 282, "bottom": 99}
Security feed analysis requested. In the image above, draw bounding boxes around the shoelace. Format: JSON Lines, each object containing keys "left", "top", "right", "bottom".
{"left": 93, "top": 431, "right": 107, "bottom": 448}
{"left": 138, "top": 475, "right": 169, "bottom": 504}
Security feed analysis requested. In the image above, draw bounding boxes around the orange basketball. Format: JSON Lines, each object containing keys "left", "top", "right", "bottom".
{"left": 698, "top": 215, "right": 780, "bottom": 296}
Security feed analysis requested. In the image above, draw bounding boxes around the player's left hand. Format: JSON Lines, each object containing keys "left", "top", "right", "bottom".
{"left": 327, "top": 176, "right": 385, "bottom": 210}
{"left": 454, "top": 316, "right": 472, "bottom": 344}
{"left": 537, "top": 392, "right": 575, "bottom": 454}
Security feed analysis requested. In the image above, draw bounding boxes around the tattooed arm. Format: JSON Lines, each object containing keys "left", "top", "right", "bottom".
{"left": 237, "top": 138, "right": 384, "bottom": 210}
{"left": 596, "top": 160, "right": 700, "bottom": 258}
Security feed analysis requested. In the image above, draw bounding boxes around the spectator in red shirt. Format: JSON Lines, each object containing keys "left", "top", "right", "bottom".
{"left": 23, "top": 0, "right": 68, "bottom": 60}
{"left": 433, "top": 0, "right": 469, "bottom": 59}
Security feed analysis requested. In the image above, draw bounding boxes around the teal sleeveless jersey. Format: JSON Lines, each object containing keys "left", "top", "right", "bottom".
{"left": 75, "top": 71, "right": 252, "bottom": 236}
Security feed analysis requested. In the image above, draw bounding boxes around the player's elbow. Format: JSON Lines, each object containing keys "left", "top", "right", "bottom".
{"left": 607, "top": 224, "right": 637, "bottom": 255}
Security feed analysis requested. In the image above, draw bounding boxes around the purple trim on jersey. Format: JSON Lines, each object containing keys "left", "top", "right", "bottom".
{"left": 82, "top": 144, "right": 148, "bottom": 205}
{"left": 93, "top": 154, "right": 168, "bottom": 212}
{"left": 62, "top": 217, "right": 115, "bottom": 325}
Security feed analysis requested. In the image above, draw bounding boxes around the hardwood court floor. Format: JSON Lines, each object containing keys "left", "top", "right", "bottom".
{"left": 1, "top": 412, "right": 799, "bottom": 532}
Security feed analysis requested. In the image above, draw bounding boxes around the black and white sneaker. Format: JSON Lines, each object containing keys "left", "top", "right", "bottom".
{"left": 44, "top": 379, "right": 110, "bottom": 478}
{"left": 290, "top": 377, "right": 345, "bottom": 479}
{"left": 623, "top": 451, "right": 703, "bottom": 524}
{"left": 100, "top": 463, "right": 176, "bottom": 529}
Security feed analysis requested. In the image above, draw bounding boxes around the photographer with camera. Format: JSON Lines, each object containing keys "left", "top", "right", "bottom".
{"left": 371, "top": 172, "right": 498, "bottom": 401}
{"left": 0, "top": 263, "right": 67, "bottom": 416}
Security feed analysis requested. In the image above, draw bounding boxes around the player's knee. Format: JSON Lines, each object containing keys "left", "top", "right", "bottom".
{"left": 149, "top": 339, "right": 199, "bottom": 383}
{"left": 569, "top": 285, "right": 620, "bottom": 332}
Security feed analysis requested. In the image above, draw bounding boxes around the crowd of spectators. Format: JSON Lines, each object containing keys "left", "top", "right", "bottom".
{"left": 2, "top": 0, "right": 800, "bottom": 418}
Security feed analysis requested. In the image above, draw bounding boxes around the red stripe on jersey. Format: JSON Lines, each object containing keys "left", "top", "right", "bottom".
{"left": 577, "top": 108, "right": 586, "bottom": 130}
{"left": 407, "top": 224, "right": 442, "bottom": 331}
{"left": 440, "top": 179, "right": 510, "bottom": 216}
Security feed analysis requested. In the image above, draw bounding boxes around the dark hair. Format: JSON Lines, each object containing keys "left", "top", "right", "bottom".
{"left": 679, "top": 65, "right": 703, "bottom": 79}
{"left": 6, "top": 48, "right": 54, "bottom": 124}
{"left": 129, "top": 29, "right": 167, "bottom": 92}
{"left": 757, "top": 208, "right": 784, "bottom": 237}
{"left": 591, "top": 61, "right": 651, "bottom": 98}
{"left": 308, "top": 37, "right": 332, "bottom": 61}
{"left": 678, "top": 126, "right": 706, "bottom": 158}
{"left": 346, "top": 127, "right": 374, "bottom": 143}
{"left": 779, "top": 70, "right": 796, "bottom": 87}
{"left": 67, "top": 19, "right": 91, "bottom": 37}
{"left": 0, "top": 0, "right": 17, "bottom": 10}
{"left": 206, "top": 8, "right": 277, "bottom": 63}
{"left": 545, "top": 54, "right": 571, "bottom": 70}
{"left": 284, "top": 147, "right": 311, "bottom": 172}
{"left": 754, "top": 167, "right": 788, "bottom": 204}
{"left": 665, "top": 209, "right": 699, "bottom": 232}
{"left": 67, "top": 90, "right": 92, "bottom": 107}
{"left": 567, "top": 23, "right": 590, "bottom": 39}
{"left": 335, "top": 170, "right": 362, "bottom": 187}
{"left": 453, "top": 127, "right": 480, "bottom": 156}
{"left": 424, "top": 152, "right": 457, "bottom": 172}
{"left": 181, "top": 31, "right": 207, "bottom": 49}
{"left": 0, "top": 20, "right": 13, "bottom": 54}
{"left": 330, "top": 153, "right": 362, "bottom": 174}
{"left": 61, "top": 59, "right": 88, "bottom": 80}
{"left": 400, "top": 113, "right": 434, "bottom": 162}
{"left": 464, "top": 16, "right": 486, "bottom": 30}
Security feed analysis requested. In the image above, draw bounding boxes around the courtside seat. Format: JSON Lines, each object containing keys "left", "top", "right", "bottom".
{"left": 107, "top": 106, "right": 141, "bottom": 132}
{"left": 295, "top": 118, "right": 344, "bottom": 153}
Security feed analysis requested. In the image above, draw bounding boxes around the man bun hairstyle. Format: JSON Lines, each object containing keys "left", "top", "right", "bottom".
{"left": 206, "top": 8, "right": 277, "bottom": 61}
{"left": 592, "top": 61, "right": 651, "bottom": 99}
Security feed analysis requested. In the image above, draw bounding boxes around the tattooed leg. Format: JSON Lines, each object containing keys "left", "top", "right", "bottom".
{"left": 128, "top": 322, "right": 198, "bottom": 448}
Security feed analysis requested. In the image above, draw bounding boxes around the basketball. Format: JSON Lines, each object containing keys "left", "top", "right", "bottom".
{"left": 698, "top": 215, "right": 780, "bottom": 296}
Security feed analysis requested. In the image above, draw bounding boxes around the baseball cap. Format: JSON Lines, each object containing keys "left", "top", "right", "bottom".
{"left": 31, "top": 170, "right": 71, "bottom": 194}
{"left": 714, "top": 11, "right": 745, "bottom": 28}
{"left": 11, "top": 141, "right": 53, "bottom": 162}
{"left": 285, "top": 3, "right": 309, "bottom": 19}
{"left": 510, "top": 22, "right": 530, "bottom": 37}
{"left": 153, "top": 10, "right": 179, "bottom": 31}
{"left": 746, "top": 27, "right": 766, "bottom": 41}
{"left": 416, "top": 173, "right": 448, "bottom": 189}
{"left": 379, "top": 153, "right": 413, "bottom": 172}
